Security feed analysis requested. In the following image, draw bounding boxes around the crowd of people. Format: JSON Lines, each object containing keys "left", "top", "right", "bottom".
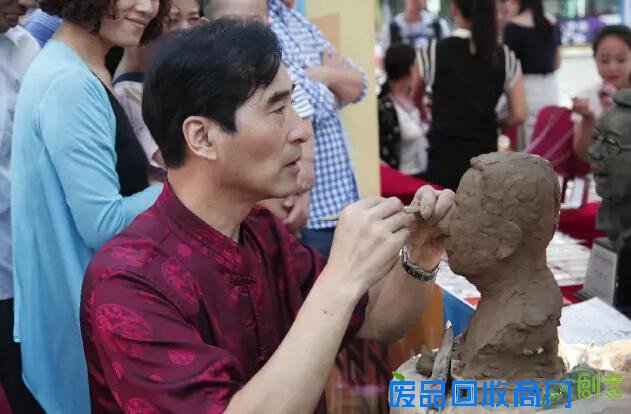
{"left": 1, "top": 0, "right": 442, "bottom": 413}
{"left": 378, "top": 0, "right": 631, "bottom": 189}
{"left": 1, "top": 0, "right": 630, "bottom": 413}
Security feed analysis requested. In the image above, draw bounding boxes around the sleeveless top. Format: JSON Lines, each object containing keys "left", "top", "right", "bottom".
{"left": 419, "top": 30, "right": 520, "bottom": 145}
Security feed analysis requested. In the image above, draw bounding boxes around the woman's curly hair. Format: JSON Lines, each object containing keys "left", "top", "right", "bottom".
{"left": 40, "top": 0, "right": 171, "bottom": 43}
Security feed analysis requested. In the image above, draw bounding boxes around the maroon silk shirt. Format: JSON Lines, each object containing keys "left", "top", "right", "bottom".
{"left": 80, "top": 183, "right": 367, "bottom": 414}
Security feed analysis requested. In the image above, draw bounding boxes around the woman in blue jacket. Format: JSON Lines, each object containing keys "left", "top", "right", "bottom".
{"left": 11, "top": 0, "right": 170, "bottom": 412}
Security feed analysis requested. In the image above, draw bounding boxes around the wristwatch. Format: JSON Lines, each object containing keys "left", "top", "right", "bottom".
{"left": 399, "top": 245, "right": 439, "bottom": 282}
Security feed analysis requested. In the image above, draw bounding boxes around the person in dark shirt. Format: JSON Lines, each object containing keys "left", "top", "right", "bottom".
{"left": 81, "top": 20, "right": 455, "bottom": 414}
{"left": 418, "top": 0, "right": 527, "bottom": 191}
{"left": 503, "top": 0, "right": 562, "bottom": 149}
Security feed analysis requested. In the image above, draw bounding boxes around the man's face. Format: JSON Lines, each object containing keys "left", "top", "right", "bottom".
{"left": 211, "top": 0, "right": 268, "bottom": 24}
{"left": 164, "top": 0, "right": 203, "bottom": 33}
{"left": 405, "top": 0, "right": 425, "bottom": 13}
{"left": 443, "top": 169, "right": 504, "bottom": 278}
{"left": 0, "top": 0, "right": 35, "bottom": 33}
{"left": 590, "top": 104, "right": 631, "bottom": 202}
{"left": 215, "top": 65, "right": 309, "bottom": 201}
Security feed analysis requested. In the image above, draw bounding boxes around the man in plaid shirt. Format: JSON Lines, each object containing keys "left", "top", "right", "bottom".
{"left": 268, "top": 0, "right": 368, "bottom": 255}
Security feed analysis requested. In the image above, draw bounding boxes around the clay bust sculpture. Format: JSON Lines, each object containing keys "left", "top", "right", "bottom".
{"left": 441, "top": 152, "right": 565, "bottom": 380}
{"left": 589, "top": 90, "right": 631, "bottom": 250}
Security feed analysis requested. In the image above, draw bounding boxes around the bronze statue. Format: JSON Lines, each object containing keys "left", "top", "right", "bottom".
{"left": 589, "top": 89, "right": 631, "bottom": 250}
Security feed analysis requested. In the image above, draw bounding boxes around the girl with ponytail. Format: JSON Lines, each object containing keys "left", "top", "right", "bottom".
{"left": 418, "top": 0, "right": 527, "bottom": 191}
{"left": 504, "top": 0, "right": 561, "bottom": 149}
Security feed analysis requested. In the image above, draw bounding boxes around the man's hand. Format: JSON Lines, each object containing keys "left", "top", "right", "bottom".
{"left": 257, "top": 198, "right": 289, "bottom": 221}
{"left": 258, "top": 194, "right": 309, "bottom": 236}
{"left": 305, "top": 49, "right": 346, "bottom": 86}
{"left": 322, "top": 48, "right": 346, "bottom": 68}
{"left": 297, "top": 159, "right": 315, "bottom": 194}
{"left": 304, "top": 49, "right": 346, "bottom": 84}
{"left": 406, "top": 186, "right": 455, "bottom": 270}
{"left": 283, "top": 192, "right": 309, "bottom": 236}
{"left": 324, "top": 198, "right": 410, "bottom": 297}
{"left": 305, "top": 65, "right": 332, "bottom": 85}
{"left": 305, "top": 48, "right": 364, "bottom": 103}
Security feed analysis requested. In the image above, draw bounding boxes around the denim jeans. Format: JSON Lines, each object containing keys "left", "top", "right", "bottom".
{"left": 300, "top": 227, "right": 336, "bottom": 257}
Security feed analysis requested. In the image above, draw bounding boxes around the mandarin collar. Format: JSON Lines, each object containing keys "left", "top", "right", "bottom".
{"left": 155, "top": 182, "right": 250, "bottom": 274}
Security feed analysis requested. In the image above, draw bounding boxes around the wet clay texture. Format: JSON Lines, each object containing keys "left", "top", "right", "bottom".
{"left": 443, "top": 153, "right": 565, "bottom": 380}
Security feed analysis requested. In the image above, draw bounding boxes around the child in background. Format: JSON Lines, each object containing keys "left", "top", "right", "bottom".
{"left": 573, "top": 25, "right": 631, "bottom": 161}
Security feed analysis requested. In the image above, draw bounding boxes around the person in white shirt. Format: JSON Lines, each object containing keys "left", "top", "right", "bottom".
{"left": 0, "top": 1, "right": 43, "bottom": 412}
{"left": 378, "top": 43, "right": 429, "bottom": 176}
{"left": 379, "top": 0, "right": 450, "bottom": 51}
{"left": 572, "top": 25, "right": 631, "bottom": 162}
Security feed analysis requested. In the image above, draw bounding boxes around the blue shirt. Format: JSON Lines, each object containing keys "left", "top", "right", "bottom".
{"left": 24, "top": 9, "right": 62, "bottom": 48}
{"left": 268, "top": 0, "right": 367, "bottom": 229}
{"left": 11, "top": 39, "right": 161, "bottom": 413}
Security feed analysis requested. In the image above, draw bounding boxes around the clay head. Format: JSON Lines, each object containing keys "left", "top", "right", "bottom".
{"left": 442, "top": 153, "right": 560, "bottom": 282}
{"left": 589, "top": 90, "right": 631, "bottom": 203}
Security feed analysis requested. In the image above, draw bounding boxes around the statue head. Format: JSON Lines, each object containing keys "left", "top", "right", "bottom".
{"left": 589, "top": 90, "right": 631, "bottom": 204}
{"left": 442, "top": 153, "right": 560, "bottom": 284}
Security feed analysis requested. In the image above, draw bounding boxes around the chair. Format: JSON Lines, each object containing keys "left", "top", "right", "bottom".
{"left": 526, "top": 106, "right": 592, "bottom": 209}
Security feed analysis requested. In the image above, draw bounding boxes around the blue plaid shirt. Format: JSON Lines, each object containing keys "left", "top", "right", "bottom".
{"left": 269, "top": 0, "right": 367, "bottom": 229}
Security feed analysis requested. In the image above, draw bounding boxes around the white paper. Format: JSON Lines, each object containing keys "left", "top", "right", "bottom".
{"left": 581, "top": 242, "right": 619, "bottom": 304}
{"left": 559, "top": 297, "right": 631, "bottom": 346}
{"left": 561, "top": 177, "right": 587, "bottom": 210}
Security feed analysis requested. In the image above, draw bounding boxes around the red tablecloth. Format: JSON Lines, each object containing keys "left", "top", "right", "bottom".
{"left": 558, "top": 202, "right": 606, "bottom": 247}
{"left": 561, "top": 285, "right": 585, "bottom": 304}
{"left": 380, "top": 164, "right": 441, "bottom": 205}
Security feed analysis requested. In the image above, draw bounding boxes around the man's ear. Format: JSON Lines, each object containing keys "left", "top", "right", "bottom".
{"left": 496, "top": 221, "right": 522, "bottom": 260}
{"left": 182, "top": 116, "right": 219, "bottom": 162}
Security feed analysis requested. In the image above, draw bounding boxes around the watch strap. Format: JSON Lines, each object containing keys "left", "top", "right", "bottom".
{"left": 399, "top": 245, "right": 439, "bottom": 282}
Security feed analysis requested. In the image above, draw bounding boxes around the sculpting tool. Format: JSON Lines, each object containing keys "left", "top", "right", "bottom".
{"left": 318, "top": 205, "right": 421, "bottom": 222}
